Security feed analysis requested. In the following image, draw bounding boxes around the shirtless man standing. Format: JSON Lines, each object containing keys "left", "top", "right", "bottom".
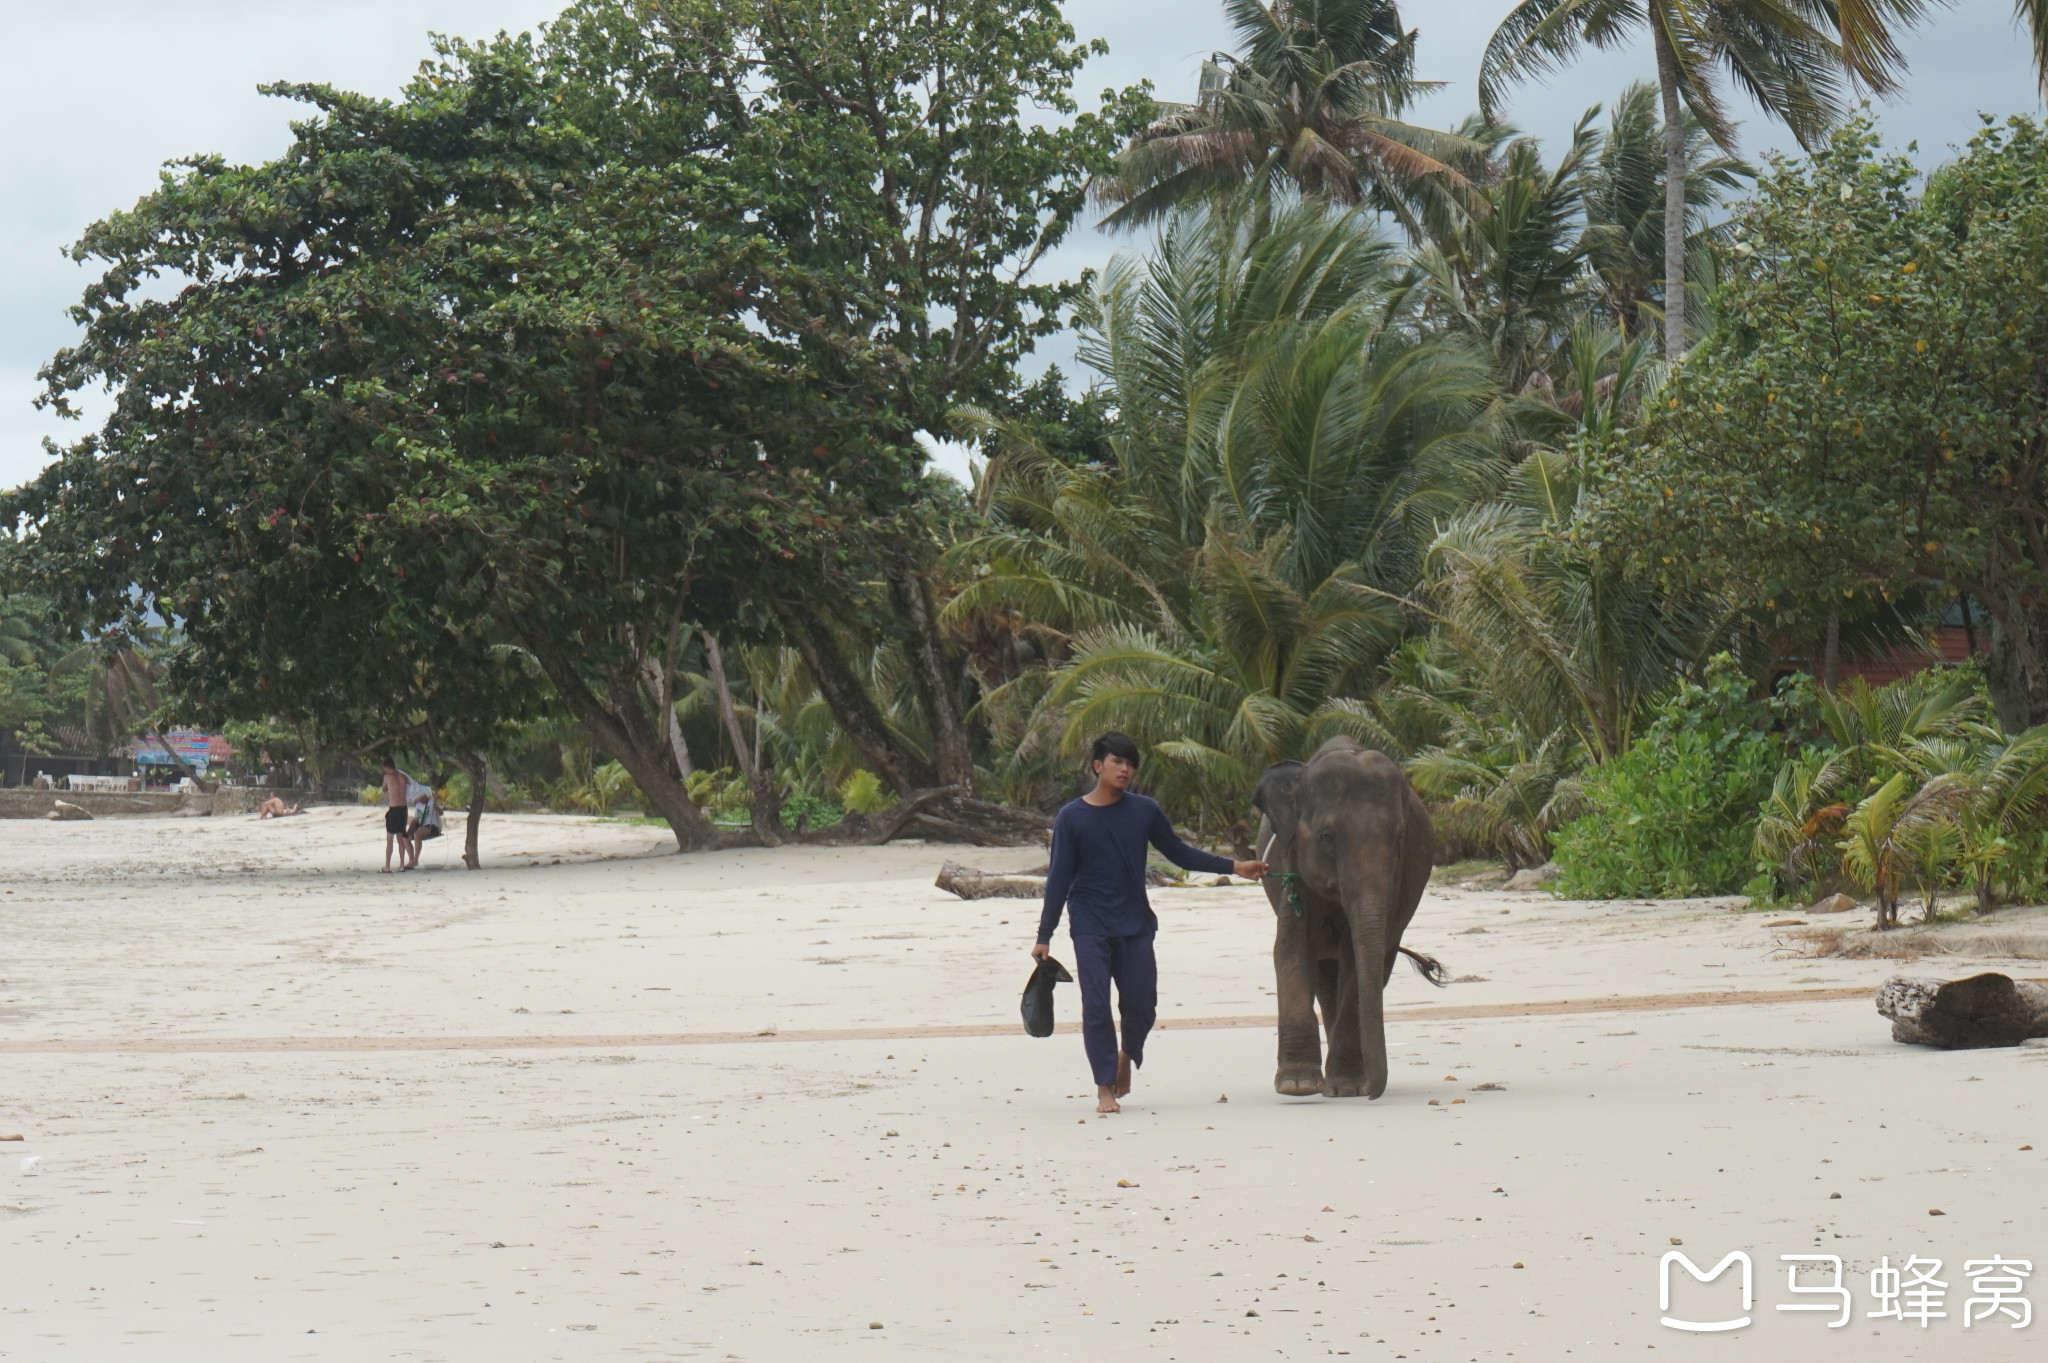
{"left": 379, "top": 760, "right": 410, "bottom": 872}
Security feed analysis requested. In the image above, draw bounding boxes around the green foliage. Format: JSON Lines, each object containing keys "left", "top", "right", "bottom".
{"left": 779, "top": 789, "right": 844, "bottom": 831}
{"left": 949, "top": 195, "right": 1504, "bottom": 840}
{"left": 838, "top": 769, "right": 894, "bottom": 815}
{"left": 1093, "top": 0, "right": 1480, "bottom": 237}
{"left": 686, "top": 769, "right": 755, "bottom": 822}
{"left": 1602, "top": 116, "right": 2048, "bottom": 730}
{"left": 1427, "top": 448, "right": 1733, "bottom": 765}
{"left": 1753, "top": 670, "right": 2048, "bottom": 918}
{"left": 1551, "top": 659, "right": 1792, "bottom": 897}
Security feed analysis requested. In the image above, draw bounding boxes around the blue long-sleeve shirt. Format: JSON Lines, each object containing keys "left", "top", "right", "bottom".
{"left": 1036, "top": 793, "right": 1235, "bottom": 942}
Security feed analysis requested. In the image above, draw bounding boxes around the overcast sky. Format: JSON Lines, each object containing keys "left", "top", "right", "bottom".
{"left": 3, "top": 0, "right": 2041, "bottom": 490}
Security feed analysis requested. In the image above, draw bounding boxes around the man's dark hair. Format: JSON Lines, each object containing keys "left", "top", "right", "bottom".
{"left": 1089, "top": 732, "right": 1140, "bottom": 767}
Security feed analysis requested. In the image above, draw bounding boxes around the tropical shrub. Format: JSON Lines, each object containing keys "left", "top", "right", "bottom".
{"left": 1552, "top": 661, "right": 1791, "bottom": 897}
{"left": 838, "top": 770, "right": 895, "bottom": 815}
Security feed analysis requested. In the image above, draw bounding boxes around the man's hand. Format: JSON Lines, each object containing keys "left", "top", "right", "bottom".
{"left": 1030, "top": 942, "right": 1050, "bottom": 962}
{"left": 1234, "top": 859, "right": 1269, "bottom": 880}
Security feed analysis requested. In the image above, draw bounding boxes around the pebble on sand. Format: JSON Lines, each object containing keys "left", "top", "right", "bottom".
{"left": 869, "top": 1321, "right": 884, "bottom": 1329}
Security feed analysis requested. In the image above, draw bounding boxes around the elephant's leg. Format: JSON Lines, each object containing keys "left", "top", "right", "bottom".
{"left": 1272, "top": 902, "right": 1323, "bottom": 1096}
{"left": 1313, "top": 957, "right": 1340, "bottom": 1044}
{"left": 1349, "top": 919, "right": 1391, "bottom": 1100}
{"left": 1321, "top": 944, "right": 1368, "bottom": 1096}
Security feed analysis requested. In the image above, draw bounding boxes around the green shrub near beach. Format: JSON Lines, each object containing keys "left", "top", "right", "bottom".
{"left": 1552, "top": 663, "right": 1795, "bottom": 899}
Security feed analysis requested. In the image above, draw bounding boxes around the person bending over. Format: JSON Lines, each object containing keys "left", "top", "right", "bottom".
{"left": 1032, "top": 733, "right": 1266, "bottom": 1114}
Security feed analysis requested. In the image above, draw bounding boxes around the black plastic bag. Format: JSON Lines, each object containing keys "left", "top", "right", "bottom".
{"left": 1020, "top": 955, "right": 1074, "bottom": 1037}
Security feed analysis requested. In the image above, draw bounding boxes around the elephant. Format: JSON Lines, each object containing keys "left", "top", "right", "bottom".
{"left": 1253, "top": 736, "right": 1445, "bottom": 1099}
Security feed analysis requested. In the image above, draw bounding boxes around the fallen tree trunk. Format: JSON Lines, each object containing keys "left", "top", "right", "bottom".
{"left": 1876, "top": 972, "right": 2048, "bottom": 1049}
{"left": 802, "top": 789, "right": 1054, "bottom": 847}
{"left": 935, "top": 860, "right": 1048, "bottom": 900}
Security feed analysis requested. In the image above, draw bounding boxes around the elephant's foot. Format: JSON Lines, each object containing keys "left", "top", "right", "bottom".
{"left": 1274, "top": 1064, "right": 1324, "bottom": 1097}
{"left": 1322, "top": 1071, "right": 1368, "bottom": 1098}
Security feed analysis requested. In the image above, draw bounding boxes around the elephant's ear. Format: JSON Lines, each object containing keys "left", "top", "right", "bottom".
{"left": 1253, "top": 761, "right": 1305, "bottom": 841}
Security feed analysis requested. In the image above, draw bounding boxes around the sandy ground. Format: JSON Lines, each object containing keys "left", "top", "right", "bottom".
{"left": 2, "top": 806, "right": 2045, "bottom": 1361}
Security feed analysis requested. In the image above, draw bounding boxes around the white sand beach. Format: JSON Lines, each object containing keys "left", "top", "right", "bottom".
{"left": 3, "top": 808, "right": 2045, "bottom": 1360}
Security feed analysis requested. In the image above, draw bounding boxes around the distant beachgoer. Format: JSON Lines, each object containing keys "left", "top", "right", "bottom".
{"left": 257, "top": 795, "right": 302, "bottom": 819}
{"left": 405, "top": 793, "right": 445, "bottom": 869}
{"left": 380, "top": 761, "right": 411, "bottom": 872}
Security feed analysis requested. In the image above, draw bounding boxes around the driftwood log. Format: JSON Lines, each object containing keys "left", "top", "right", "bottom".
{"left": 795, "top": 788, "right": 1055, "bottom": 848}
{"left": 1876, "top": 973, "right": 2048, "bottom": 1049}
{"left": 935, "top": 860, "right": 1048, "bottom": 900}
{"left": 933, "top": 859, "right": 1191, "bottom": 898}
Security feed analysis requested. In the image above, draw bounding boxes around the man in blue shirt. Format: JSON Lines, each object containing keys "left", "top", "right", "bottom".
{"left": 1033, "top": 733, "right": 1267, "bottom": 1114}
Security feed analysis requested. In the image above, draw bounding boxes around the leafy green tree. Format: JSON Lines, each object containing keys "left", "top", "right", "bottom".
{"left": 1, "top": 35, "right": 767, "bottom": 848}
{"left": 1600, "top": 117, "right": 2048, "bottom": 731}
{"left": 1478, "top": 0, "right": 1926, "bottom": 358}
{"left": 1094, "top": 0, "right": 1479, "bottom": 237}
{"left": 627, "top": 0, "right": 1154, "bottom": 802}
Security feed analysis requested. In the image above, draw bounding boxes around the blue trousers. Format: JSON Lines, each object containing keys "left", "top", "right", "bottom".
{"left": 1071, "top": 932, "right": 1158, "bottom": 1087}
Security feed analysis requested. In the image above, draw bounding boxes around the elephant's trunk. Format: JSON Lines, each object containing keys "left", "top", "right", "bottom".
{"left": 1347, "top": 904, "right": 1389, "bottom": 1100}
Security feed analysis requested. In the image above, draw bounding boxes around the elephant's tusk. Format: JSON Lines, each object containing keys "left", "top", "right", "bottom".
{"left": 1259, "top": 834, "right": 1276, "bottom": 868}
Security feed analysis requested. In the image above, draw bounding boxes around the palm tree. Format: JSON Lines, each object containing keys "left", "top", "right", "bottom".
{"left": 1416, "top": 112, "right": 1602, "bottom": 392}
{"left": 49, "top": 629, "right": 200, "bottom": 779}
{"left": 1888, "top": 726, "right": 2048, "bottom": 913}
{"left": 1837, "top": 770, "right": 1973, "bottom": 929}
{"left": 1580, "top": 82, "right": 1750, "bottom": 338}
{"left": 1095, "top": 0, "right": 1482, "bottom": 239}
{"left": 947, "top": 196, "right": 1504, "bottom": 836}
{"left": 1480, "top": 0, "right": 1932, "bottom": 358}
{"left": 1425, "top": 448, "right": 1737, "bottom": 763}
{"left": 1408, "top": 727, "right": 1587, "bottom": 868}
{"left": 2022, "top": 1, "right": 2048, "bottom": 99}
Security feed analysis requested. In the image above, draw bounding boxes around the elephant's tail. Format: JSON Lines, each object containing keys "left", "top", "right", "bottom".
{"left": 1399, "top": 947, "right": 1450, "bottom": 989}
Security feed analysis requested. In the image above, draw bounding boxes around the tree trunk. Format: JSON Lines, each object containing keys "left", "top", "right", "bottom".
{"left": 641, "top": 651, "right": 694, "bottom": 782}
{"left": 1823, "top": 612, "right": 1841, "bottom": 691}
{"left": 1982, "top": 589, "right": 2048, "bottom": 732}
{"left": 781, "top": 606, "right": 939, "bottom": 794}
{"left": 527, "top": 645, "right": 718, "bottom": 851}
{"left": 703, "top": 631, "right": 783, "bottom": 846}
{"left": 1652, "top": 20, "right": 1689, "bottom": 361}
{"left": 1876, "top": 972, "right": 2048, "bottom": 1048}
{"left": 891, "top": 569, "right": 975, "bottom": 789}
{"left": 461, "top": 753, "right": 486, "bottom": 870}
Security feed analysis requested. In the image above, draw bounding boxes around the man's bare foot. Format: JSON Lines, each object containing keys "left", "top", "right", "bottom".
{"left": 1095, "top": 1085, "right": 1120, "bottom": 1114}
{"left": 1114, "top": 1051, "right": 1133, "bottom": 1099}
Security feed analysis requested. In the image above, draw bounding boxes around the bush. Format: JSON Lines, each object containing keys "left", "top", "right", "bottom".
{"left": 839, "top": 769, "right": 894, "bottom": 815}
{"left": 1552, "top": 661, "right": 1791, "bottom": 899}
{"left": 780, "top": 789, "right": 843, "bottom": 830}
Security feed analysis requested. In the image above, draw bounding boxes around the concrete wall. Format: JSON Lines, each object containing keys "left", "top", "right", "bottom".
{"left": 0, "top": 790, "right": 215, "bottom": 820}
